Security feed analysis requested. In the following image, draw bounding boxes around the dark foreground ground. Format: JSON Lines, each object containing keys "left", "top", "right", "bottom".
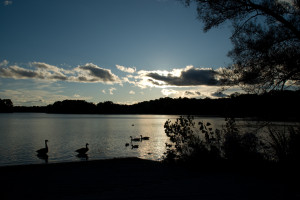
{"left": 0, "top": 157, "right": 299, "bottom": 200}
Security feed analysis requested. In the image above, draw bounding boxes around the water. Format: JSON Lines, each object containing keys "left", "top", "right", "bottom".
{"left": 0, "top": 113, "right": 226, "bottom": 166}
{"left": 1, "top": 113, "right": 296, "bottom": 166}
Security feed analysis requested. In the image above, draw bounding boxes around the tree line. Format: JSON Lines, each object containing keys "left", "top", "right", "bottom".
{"left": 1, "top": 90, "right": 299, "bottom": 121}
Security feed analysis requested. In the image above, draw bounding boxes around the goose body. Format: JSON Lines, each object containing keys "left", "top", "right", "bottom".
{"left": 140, "top": 135, "right": 150, "bottom": 140}
{"left": 36, "top": 140, "right": 48, "bottom": 155}
{"left": 125, "top": 143, "right": 130, "bottom": 147}
{"left": 76, "top": 143, "right": 89, "bottom": 154}
{"left": 130, "top": 136, "right": 141, "bottom": 142}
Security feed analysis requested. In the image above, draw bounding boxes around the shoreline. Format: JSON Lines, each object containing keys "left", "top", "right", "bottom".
{"left": 1, "top": 157, "right": 299, "bottom": 200}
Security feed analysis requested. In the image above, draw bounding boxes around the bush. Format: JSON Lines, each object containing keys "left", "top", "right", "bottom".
{"left": 267, "top": 125, "right": 300, "bottom": 163}
{"left": 163, "top": 116, "right": 263, "bottom": 164}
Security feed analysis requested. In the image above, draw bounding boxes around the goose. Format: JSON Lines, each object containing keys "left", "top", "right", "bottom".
{"left": 165, "top": 143, "right": 172, "bottom": 148}
{"left": 76, "top": 143, "right": 89, "bottom": 154}
{"left": 125, "top": 143, "right": 130, "bottom": 147}
{"left": 130, "top": 136, "right": 141, "bottom": 142}
{"left": 131, "top": 144, "right": 139, "bottom": 149}
{"left": 36, "top": 140, "right": 48, "bottom": 155}
{"left": 140, "top": 135, "right": 150, "bottom": 140}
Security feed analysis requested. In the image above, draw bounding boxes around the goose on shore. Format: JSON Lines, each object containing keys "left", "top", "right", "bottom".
{"left": 36, "top": 140, "right": 48, "bottom": 155}
{"left": 76, "top": 143, "right": 89, "bottom": 154}
{"left": 130, "top": 136, "right": 141, "bottom": 142}
{"left": 140, "top": 135, "right": 150, "bottom": 140}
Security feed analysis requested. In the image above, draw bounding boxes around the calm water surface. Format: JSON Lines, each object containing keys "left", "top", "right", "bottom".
{"left": 0, "top": 113, "right": 228, "bottom": 166}
{"left": 1, "top": 113, "right": 295, "bottom": 166}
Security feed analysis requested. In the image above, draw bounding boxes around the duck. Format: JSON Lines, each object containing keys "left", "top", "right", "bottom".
{"left": 140, "top": 135, "right": 150, "bottom": 140}
{"left": 36, "top": 140, "right": 48, "bottom": 155}
{"left": 131, "top": 144, "right": 139, "bottom": 149}
{"left": 130, "top": 136, "right": 141, "bottom": 142}
{"left": 75, "top": 143, "right": 89, "bottom": 154}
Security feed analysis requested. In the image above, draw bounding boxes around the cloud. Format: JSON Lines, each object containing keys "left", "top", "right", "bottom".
{"left": 211, "top": 91, "right": 228, "bottom": 98}
{"left": 0, "top": 60, "right": 8, "bottom": 66}
{"left": 129, "top": 90, "right": 135, "bottom": 95}
{"left": 116, "top": 65, "right": 136, "bottom": 73}
{"left": 0, "top": 89, "right": 92, "bottom": 106}
{"left": 3, "top": 1, "right": 12, "bottom": 6}
{"left": 184, "top": 90, "right": 201, "bottom": 96}
{"left": 128, "top": 66, "right": 221, "bottom": 89}
{"left": 161, "top": 89, "right": 179, "bottom": 96}
{"left": 109, "top": 87, "right": 116, "bottom": 95}
{"left": 0, "top": 61, "right": 121, "bottom": 84}
{"left": 0, "top": 65, "right": 42, "bottom": 79}
{"left": 73, "top": 63, "right": 120, "bottom": 83}
{"left": 0, "top": 63, "right": 68, "bottom": 81}
{"left": 73, "top": 94, "right": 81, "bottom": 98}
{"left": 146, "top": 66, "right": 218, "bottom": 86}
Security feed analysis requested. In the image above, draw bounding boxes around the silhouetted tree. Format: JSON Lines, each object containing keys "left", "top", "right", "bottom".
{"left": 0, "top": 99, "right": 13, "bottom": 112}
{"left": 184, "top": 0, "right": 300, "bottom": 93}
{"left": 47, "top": 100, "right": 96, "bottom": 114}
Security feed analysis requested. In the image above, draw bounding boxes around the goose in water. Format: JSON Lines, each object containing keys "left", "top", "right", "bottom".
{"left": 140, "top": 135, "right": 150, "bottom": 140}
{"left": 76, "top": 143, "right": 89, "bottom": 154}
{"left": 130, "top": 136, "right": 141, "bottom": 142}
{"left": 131, "top": 144, "right": 139, "bottom": 149}
{"left": 36, "top": 140, "right": 48, "bottom": 155}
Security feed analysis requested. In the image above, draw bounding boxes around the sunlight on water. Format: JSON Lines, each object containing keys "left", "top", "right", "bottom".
{"left": 0, "top": 113, "right": 184, "bottom": 166}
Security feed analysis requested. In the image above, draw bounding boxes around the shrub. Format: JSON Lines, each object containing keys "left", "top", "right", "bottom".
{"left": 267, "top": 125, "right": 300, "bottom": 163}
{"left": 163, "top": 116, "right": 263, "bottom": 164}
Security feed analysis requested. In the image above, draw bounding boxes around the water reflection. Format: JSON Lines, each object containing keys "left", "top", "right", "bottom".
{"left": 76, "top": 153, "right": 89, "bottom": 161}
{"left": 37, "top": 154, "right": 48, "bottom": 164}
{"left": 0, "top": 114, "right": 184, "bottom": 166}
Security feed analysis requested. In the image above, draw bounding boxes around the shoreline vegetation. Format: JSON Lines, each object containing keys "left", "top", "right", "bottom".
{"left": 1, "top": 91, "right": 300, "bottom": 199}
{"left": 1, "top": 90, "right": 300, "bottom": 121}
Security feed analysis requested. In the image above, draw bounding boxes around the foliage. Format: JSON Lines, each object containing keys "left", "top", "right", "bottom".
{"left": 164, "top": 116, "right": 222, "bottom": 163}
{"left": 267, "top": 125, "right": 300, "bottom": 163}
{"left": 163, "top": 116, "right": 263, "bottom": 164}
{"left": 46, "top": 100, "right": 96, "bottom": 114}
{"left": 222, "top": 118, "right": 262, "bottom": 161}
{"left": 0, "top": 98, "right": 13, "bottom": 112}
{"left": 184, "top": 0, "right": 300, "bottom": 93}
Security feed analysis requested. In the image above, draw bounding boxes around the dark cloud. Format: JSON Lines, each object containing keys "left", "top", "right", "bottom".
{"left": 0, "top": 66, "right": 41, "bottom": 79}
{"left": 147, "top": 79, "right": 164, "bottom": 86}
{"left": 185, "top": 91, "right": 195, "bottom": 96}
{"left": 211, "top": 91, "right": 228, "bottom": 98}
{"left": 146, "top": 67, "right": 219, "bottom": 86}
{"left": 49, "top": 74, "right": 68, "bottom": 81}
{"left": 0, "top": 62, "right": 120, "bottom": 84}
{"left": 77, "top": 64, "right": 119, "bottom": 82}
{"left": 184, "top": 90, "right": 201, "bottom": 96}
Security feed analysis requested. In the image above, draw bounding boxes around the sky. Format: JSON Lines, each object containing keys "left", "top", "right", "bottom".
{"left": 0, "top": 0, "right": 235, "bottom": 106}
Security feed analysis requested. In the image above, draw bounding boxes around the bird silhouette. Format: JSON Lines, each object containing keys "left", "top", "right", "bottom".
{"left": 36, "top": 140, "right": 48, "bottom": 155}
{"left": 75, "top": 143, "right": 89, "bottom": 154}
{"left": 125, "top": 143, "right": 130, "bottom": 147}
{"left": 140, "top": 135, "right": 150, "bottom": 140}
{"left": 131, "top": 144, "right": 139, "bottom": 149}
{"left": 130, "top": 136, "right": 141, "bottom": 142}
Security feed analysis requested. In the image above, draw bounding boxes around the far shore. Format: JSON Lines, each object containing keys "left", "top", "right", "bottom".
{"left": 1, "top": 157, "right": 299, "bottom": 200}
